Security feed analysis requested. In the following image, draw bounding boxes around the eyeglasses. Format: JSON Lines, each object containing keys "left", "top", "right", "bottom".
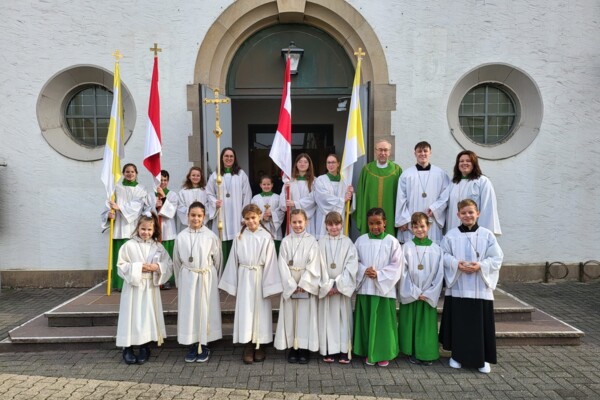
{"left": 376, "top": 148, "right": 390, "bottom": 153}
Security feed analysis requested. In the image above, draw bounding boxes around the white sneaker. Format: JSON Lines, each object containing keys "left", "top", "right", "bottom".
{"left": 449, "top": 357, "right": 462, "bottom": 369}
{"left": 478, "top": 362, "right": 491, "bottom": 374}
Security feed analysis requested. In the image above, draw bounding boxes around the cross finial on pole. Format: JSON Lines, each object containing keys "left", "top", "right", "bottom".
{"left": 150, "top": 43, "right": 162, "bottom": 57}
{"left": 354, "top": 47, "right": 365, "bottom": 61}
{"left": 112, "top": 50, "right": 123, "bottom": 62}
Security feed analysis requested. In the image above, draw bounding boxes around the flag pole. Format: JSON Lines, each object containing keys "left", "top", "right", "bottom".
{"left": 342, "top": 47, "right": 366, "bottom": 236}
{"left": 104, "top": 49, "right": 124, "bottom": 296}
{"left": 203, "top": 89, "right": 230, "bottom": 240}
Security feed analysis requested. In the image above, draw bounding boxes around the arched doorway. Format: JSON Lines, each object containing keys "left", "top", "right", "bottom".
{"left": 187, "top": 0, "right": 396, "bottom": 185}
{"left": 227, "top": 23, "right": 356, "bottom": 193}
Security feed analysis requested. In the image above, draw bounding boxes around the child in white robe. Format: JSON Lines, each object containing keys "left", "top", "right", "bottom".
{"left": 251, "top": 175, "right": 284, "bottom": 251}
{"left": 274, "top": 209, "right": 322, "bottom": 364}
{"left": 178, "top": 166, "right": 213, "bottom": 230}
{"left": 354, "top": 207, "right": 403, "bottom": 367}
{"left": 219, "top": 204, "right": 283, "bottom": 363}
{"left": 439, "top": 199, "right": 504, "bottom": 374}
{"left": 173, "top": 201, "right": 223, "bottom": 363}
{"left": 397, "top": 212, "right": 444, "bottom": 365}
{"left": 116, "top": 212, "right": 172, "bottom": 365}
{"left": 280, "top": 153, "right": 317, "bottom": 236}
{"left": 102, "top": 163, "right": 150, "bottom": 290}
{"left": 317, "top": 211, "right": 358, "bottom": 364}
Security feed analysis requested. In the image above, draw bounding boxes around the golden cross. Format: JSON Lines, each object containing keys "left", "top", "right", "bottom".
{"left": 150, "top": 43, "right": 162, "bottom": 57}
{"left": 112, "top": 50, "right": 123, "bottom": 62}
{"left": 354, "top": 47, "right": 365, "bottom": 60}
{"left": 203, "top": 88, "right": 230, "bottom": 139}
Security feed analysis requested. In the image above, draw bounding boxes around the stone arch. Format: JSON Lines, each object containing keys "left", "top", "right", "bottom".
{"left": 187, "top": 0, "right": 396, "bottom": 164}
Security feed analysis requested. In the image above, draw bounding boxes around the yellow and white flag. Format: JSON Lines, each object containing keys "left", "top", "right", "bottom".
{"left": 100, "top": 61, "right": 125, "bottom": 200}
{"left": 340, "top": 56, "right": 365, "bottom": 184}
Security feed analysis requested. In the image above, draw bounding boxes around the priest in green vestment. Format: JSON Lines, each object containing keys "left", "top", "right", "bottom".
{"left": 355, "top": 140, "right": 402, "bottom": 235}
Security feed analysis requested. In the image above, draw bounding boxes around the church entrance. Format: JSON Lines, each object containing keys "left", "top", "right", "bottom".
{"left": 223, "top": 24, "right": 366, "bottom": 195}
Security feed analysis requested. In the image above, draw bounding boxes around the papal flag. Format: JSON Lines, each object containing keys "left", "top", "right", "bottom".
{"left": 143, "top": 55, "right": 162, "bottom": 189}
{"left": 269, "top": 56, "right": 292, "bottom": 181}
{"left": 100, "top": 60, "right": 125, "bottom": 199}
{"left": 340, "top": 55, "right": 365, "bottom": 184}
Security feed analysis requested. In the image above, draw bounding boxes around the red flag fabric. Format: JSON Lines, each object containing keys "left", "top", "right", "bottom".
{"left": 269, "top": 57, "right": 292, "bottom": 181}
{"left": 143, "top": 56, "right": 162, "bottom": 189}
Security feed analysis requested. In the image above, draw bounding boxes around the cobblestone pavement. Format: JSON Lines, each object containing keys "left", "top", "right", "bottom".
{"left": 0, "top": 281, "right": 598, "bottom": 399}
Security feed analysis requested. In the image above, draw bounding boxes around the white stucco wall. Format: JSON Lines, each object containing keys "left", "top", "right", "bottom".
{"left": 0, "top": 0, "right": 598, "bottom": 270}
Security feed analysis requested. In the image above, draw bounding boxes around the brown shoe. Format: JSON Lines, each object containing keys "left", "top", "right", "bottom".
{"left": 243, "top": 344, "right": 254, "bottom": 364}
{"left": 254, "top": 347, "right": 266, "bottom": 362}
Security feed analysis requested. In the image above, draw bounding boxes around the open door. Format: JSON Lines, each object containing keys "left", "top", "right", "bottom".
{"left": 201, "top": 85, "right": 232, "bottom": 177}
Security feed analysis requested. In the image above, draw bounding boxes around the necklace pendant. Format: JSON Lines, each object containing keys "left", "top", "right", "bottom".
{"left": 288, "top": 260, "right": 293, "bottom": 266}
{"left": 188, "top": 256, "right": 194, "bottom": 263}
{"left": 330, "top": 262, "right": 336, "bottom": 269}
{"left": 418, "top": 264, "right": 424, "bottom": 270}
{"left": 226, "top": 193, "right": 231, "bottom": 198}
{"left": 422, "top": 192, "right": 427, "bottom": 198}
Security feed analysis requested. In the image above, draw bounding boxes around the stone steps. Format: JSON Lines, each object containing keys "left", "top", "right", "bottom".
{"left": 3, "top": 282, "right": 583, "bottom": 348}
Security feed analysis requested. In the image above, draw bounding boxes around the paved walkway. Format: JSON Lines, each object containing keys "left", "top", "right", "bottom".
{"left": 0, "top": 281, "right": 599, "bottom": 399}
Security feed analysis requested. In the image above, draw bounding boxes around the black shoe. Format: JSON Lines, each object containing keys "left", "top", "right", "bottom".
{"left": 287, "top": 348, "right": 299, "bottom": 363}
{"left": 408, "top": 355, "right": 418, "bottom": 364}
{"left": 298, "top": 349, "right": 309, "bottom": 364}
{"left": 185, "top": 344, "right": 199, "bottom": 363}
{"left": 137, "top": 344, "right": 151, "bottom": 364}
{"left": 122, "top": 347, "right": 137, "bottom": 365}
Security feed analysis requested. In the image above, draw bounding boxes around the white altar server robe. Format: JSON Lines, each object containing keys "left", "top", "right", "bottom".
{"left": 177, "top": 188, "right": 213, "bottom": 229}
{"left": 148, "top": 190, "right": 179, "bottom": 241}
{"left": 219, "top": 227, "right": 283, "bottom": 344}
{"left": 279, "top": 180, "right": 317, "bottom": 235}
{"left": 274, "top": 231, "right": 322, "bottom": 351}
{"left": 173, "top": 226, "right": 223, "bottom": 345}
{"left": 395, "top": 165, "right": 450, "bottom": 244}
{"left": 317, "top": 234, "right": 358, "bottom": 355}
{"left": 441, "top": 226, "right": 504, "bottom": 301}
{"left": 207, "top": 171, "right": 252, "bottom": 240}
{"left": 355, "top": 234, "right": 403, "bottom": 299}
{"left": 116, "top": 237, "right": 172, "bottom": 347}
{"left": 102, "top": 182, "right": 149, "bottom": 239}
{"left": 397, "top": 241, "right": 444, "bottom": 308}
{"left": 251, "top": 193, "right": 284, "bottom": 240}
{"left": 313, "top": 175, "right": 355, "bottom": 239}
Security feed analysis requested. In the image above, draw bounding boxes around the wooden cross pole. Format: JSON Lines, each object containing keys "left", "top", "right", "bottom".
{"left": 203, "top": 88, "right": 230, "bottom": 240}
{"left": 150, "top": 43, "right": 162, "bottom": 57}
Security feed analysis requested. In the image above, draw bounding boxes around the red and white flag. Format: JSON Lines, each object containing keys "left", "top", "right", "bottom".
{"left": 143, "top": 56, "right": 162, "bottom": 189}
{"left": 269, "top": 56, "right": 292, "bottom": 181}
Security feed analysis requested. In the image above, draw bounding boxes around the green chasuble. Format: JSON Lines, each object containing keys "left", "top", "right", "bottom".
{"left": 355, "top": 161, "right": 402, "bottom": 235}
{"left": 353, "top": 295, "right": 399, "bottom": 362}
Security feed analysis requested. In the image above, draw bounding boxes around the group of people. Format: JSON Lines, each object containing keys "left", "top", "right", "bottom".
{"left": 102, "top": 139, "right": 503, "bottom": 374}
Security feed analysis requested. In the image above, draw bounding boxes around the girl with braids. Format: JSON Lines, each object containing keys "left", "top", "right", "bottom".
{"left": 219, "top": 204, "right": 283, "bottom": 364}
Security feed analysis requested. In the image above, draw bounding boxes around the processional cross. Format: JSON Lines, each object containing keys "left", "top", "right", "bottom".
{"left": 203, "top": 88, "right": 230, "bottom": 239}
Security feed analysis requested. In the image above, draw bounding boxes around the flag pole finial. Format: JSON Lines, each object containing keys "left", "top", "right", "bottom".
{"left": 354, "top": 47, "right": 365, "bottom": 60}
{"left": 112, "top": 50, "right": 123, "bottom": 62}
{"left": 150, "top": 43, "right": 162, "bottom": 57}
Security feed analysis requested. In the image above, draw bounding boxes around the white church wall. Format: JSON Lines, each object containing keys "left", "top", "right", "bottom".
{"left": 0, "top": 0, "right": 598, "bottom": 271}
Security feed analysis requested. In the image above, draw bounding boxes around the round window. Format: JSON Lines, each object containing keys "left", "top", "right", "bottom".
{"left": 65, "top": 85, "right": 113, "bottom": 147}
{"left": 459, "top": 85, "right": 517, "bottom": 145}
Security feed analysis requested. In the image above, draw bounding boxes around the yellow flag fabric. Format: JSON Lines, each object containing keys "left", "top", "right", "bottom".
{"left": 341, "top": 57, "right": 365, "bottom": 184}
{"left": 100, "top": 62, "right": 125, "bottom": 199}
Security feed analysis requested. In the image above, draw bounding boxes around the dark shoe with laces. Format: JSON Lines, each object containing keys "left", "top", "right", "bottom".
{"left": 196, "top": 345, "right": 211, "bottom": 362}
{"left": 137, "top": 343, "right": 150, "bottom": 364}
{"left": 122, "top": 347, "right": 137, "bottom": 365}
{"left": 185, "top": 344, "right": 198, "bottom": 363}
